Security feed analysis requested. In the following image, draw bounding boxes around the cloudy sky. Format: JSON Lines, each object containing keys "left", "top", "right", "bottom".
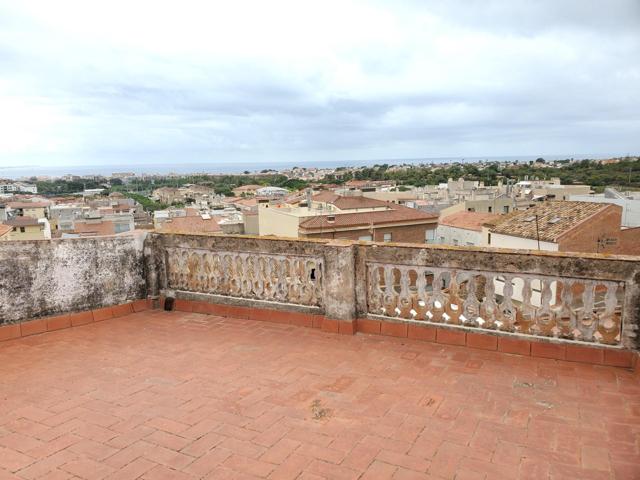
{"left": 0, "top": 0, "right": 639, "bottom": 169}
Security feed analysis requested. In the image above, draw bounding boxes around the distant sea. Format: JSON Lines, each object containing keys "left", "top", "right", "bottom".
{"left": 0, "top": 154, "right": 610, "bottom": 179}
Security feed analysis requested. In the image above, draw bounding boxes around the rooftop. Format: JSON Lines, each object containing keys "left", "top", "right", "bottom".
{"left": 312, "top": 191, "right": 390, "bottom": 210}
{"left": 488, "top": 201, "right": 614, "bottom": 242}
{"left": 156, "top": 215, "right": 221, "bottom": 234}
{"left": 299, "top": 204, "right": 438, "bottom": 230}
{"left": 6, "top": 202, "right": 50, "bottom": 209}
{"left": 439, "top": 211, "right": 500, "bottom": 232}
{"left": 2, "top": 217, "right": 41, "bottom": 227}
{"left": 1, "top": 309, "right": 638, "bottom": 479}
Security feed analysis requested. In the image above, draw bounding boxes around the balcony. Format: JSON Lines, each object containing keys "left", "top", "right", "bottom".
{"left": 1, "top": 234, "right": 639, "bottom": 479}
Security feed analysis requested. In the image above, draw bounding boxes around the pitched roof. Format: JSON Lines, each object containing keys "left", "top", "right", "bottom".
{"left": 312, "top": 192, "right": 390, "bottom": 210}
{"left": 489, "top": 201, "right": 615, "bottom": 242}
{"left": 0, "top": 224, "right": 12, "bottom": 237}
{"left": 299, "top": 204, "right": 437, "bottom": 230}
{"left": 156, "top": 216, "right": 221, "bottom": 234}
{"left": 7, "top": 201, "right": 50, "bottom": 209}
{"left": 73, "top": 220, "right": 116, "bottom": 236}
{"left": 439, "top": 212, "right": 499, "bottom": 232}
{"left": 3, "top": 217, "right": 41, "bottom": 227}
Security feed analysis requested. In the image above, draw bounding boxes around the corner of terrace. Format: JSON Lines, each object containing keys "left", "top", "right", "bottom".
{"left": 0, "top": 233, "right": 639, "bottom": 479}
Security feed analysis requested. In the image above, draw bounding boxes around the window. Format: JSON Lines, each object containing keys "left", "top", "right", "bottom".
{"left": 503, "top": 206, "right": 509, "bottom": 213}
{"left": 425, "top": 229, "right": 435, "bottom": 243}
{"left": 467, "top": 207, "right": 475, "bottom": 212}
{"left": 466, "top": 242, "right": 474, "bottom": 246}
{"left": 383, "top": 233, "right": 392, "bottom": 242}
{"left": 488, "top": 233, "right": 492, "bottom": 244}
{"left": 488, "top": 206, "right": 492, "bottom": 213}
{"left": 439, "top": 236, "right": 445, "bottom": 243}
{"left": 20, "top": 227, "right": 25, "bottom": 233}
{"left": 358, "top": 234, "right": 372, "bottom": 241}
{"left": 453, "top": 239, "right": 459, "bottom": 246}
{"left": 115, "top": 223, "right": 130, "bottom": 234}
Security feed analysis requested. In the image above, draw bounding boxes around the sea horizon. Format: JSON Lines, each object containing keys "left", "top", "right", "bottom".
{"left": 0, "top": 152, "right": 623, "bottom": 180}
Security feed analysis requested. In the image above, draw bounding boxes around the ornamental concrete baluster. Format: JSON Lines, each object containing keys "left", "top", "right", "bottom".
{"left": 276, "top": 257, "right": 287, "bottom": 301}
{"left": 414, "top": 267, "right": 428, "bottom": 320}
{"left": 499, "top": 274, "right": 515, "bottom": 331}
{"left": 221, "top": 253, "right": 233, "bottom": 295}
{"left": 480, "top": 273, "right": 497, "bottom": 329}
{"left": 396, "top": 266, "right": 412, "bottom": 318}
{"left": 429, "top": 270, "right": 445, "bottom": 323}
{"left": 534, "top": 278, "right": 554, "bottom": 336}
{"left": 555, "top": 280, "right": 574, "bottom": 337}
{"left": 369, "top": 266, "right": 384, "bottom": 314}
{"left": 461, "top": 273, "right": 480, "bottom": 326}
{"left": 262, "top": 257, "right": 273, "bottom": 300}
{"left": 444, "top": 271, "right": 462, "bottom": 324}
{"left": 518, "top": 277, "right": 534, "bottom": 334}
{"left": 382, "top": 265, "right": 397, "bottom": 315}
{"left": 578, "top": 280, "right": 597, "bottom": 341}
{"left": 286, "top": 258, "right": 299, "bottom": 303}
{"left": 595, "top": 283, "right": 621, "bottom": 344}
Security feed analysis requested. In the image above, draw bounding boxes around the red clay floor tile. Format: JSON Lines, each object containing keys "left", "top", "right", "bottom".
{"left": 0, "top": 310, "right": 637, "bottom": 480}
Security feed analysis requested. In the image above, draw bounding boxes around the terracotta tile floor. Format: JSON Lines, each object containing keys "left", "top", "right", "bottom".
{"left": 0, "top": 310, "right": 639, "bottom": 480}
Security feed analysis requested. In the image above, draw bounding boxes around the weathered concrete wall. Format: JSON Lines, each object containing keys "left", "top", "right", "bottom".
{"left": 0, "top": 235, "right": 147, "bottom": 324}
{"left": 355, "top": 242, "right": 640, "bottom": 349}
{"left": 149, "top": 234, "right": 640, "bottom": 348}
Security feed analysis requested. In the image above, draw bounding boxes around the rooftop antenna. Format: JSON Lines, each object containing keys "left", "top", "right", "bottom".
{"left": 535, "top": 214, "right": 541, "bottom": 250}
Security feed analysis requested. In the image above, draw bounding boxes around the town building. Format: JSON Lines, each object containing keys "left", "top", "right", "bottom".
{"left": 6, "top": 201, "right": 50, "bottom": 219}
{"left": 156, "top": 214, "right": 221, "bottom": 234}
{"left": 0, "top": 224, "right": 11, "bottom": 241}
{"left": 1, "top": 216, "right": 51, "bottom": 240}
{"left": 484, "top": 201, "right": 634, "bottom": 254}
{"left": 436, "top": 211, "right": 498, "bottom": 246}
{"left": 151, "top": 185, "right": 216, "bottom": 205}
{"left": 0, "top": 182, "right": 38, "bottom": 194}
{"left": 255, "top": 192, "right": 438, "bottom": 243}
{"left": 68, "top": 213, "right": 135, "bottom": 237}
{"left": 570, "top": 188, "right": 640, "bottom": 227}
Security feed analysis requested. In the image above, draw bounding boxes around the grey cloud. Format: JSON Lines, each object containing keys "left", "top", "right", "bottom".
{"left": 0, "top": 0, "right": 638, "bottom": 166}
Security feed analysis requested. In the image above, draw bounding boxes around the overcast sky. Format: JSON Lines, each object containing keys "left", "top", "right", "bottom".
{"left": 0, "top": 0, "right": 639, "bottom": 168}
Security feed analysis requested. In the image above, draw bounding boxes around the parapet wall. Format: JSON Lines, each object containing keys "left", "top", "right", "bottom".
{"left": 0, "top": 235, "right": 147, "bottom": 323}
{"left": 1, "top": 232, "right": 639, "bottom": 356}
{"left": 147, "top": 233, "right": 640, "bottom": 351}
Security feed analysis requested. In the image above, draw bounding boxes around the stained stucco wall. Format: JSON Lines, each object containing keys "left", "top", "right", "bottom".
{"left": 0, "top": 235, "right": 147, "bottom": 324}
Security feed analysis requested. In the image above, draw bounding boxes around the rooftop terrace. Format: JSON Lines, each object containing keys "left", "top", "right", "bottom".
{"left": 1, "top": 233, "right": 639, "bottom": 478}
{"left": 2, "top": 309, "right": 639, "bottom": 479}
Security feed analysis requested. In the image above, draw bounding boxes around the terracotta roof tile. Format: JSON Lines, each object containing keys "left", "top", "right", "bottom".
{"left": 3, "top": 217, "right": 41, "bottom": 227}
{"left": 157, "top": 216, "right": 221, "bottom": 234}
{"left": 7, "top": 201, "right": 50, "bottom": 209}
{"left": 439, "top": 212, "right": 500, "bottom": 232}
{"left": 312, "top": 192, "right": 390, "bottom": 210}
{"left": 73, "top": 220, "right": 116, "bottom": 236}
{"left": 299, "top": 204, "right": 437, "bottom": 230}
{"left": 489, "top": 201, "right": 615, "bottom": 242}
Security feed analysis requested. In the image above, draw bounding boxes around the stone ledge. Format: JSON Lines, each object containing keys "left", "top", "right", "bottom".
{"left": 0, "top": 298, "right": 150, "bottom": 342}
{"left": 165, "top": 298, "right": 637, "bottom": 369}
{"left": 1, "top": 298, "right": 637, "bottom": 371}
{"left": 362, "top": 316, "right": 636, "bottom": 369}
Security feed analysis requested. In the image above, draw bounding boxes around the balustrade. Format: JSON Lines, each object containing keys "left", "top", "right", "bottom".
{"left": 366, "top": 263, "right": 624, "bottom": 345}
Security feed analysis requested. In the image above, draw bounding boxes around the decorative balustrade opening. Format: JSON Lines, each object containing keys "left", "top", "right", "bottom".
{"left": 166, "top": 248, "right": 324, "bottom": 307}
{"left": 366, "top": 263, "right": 624, "bottom": 345}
